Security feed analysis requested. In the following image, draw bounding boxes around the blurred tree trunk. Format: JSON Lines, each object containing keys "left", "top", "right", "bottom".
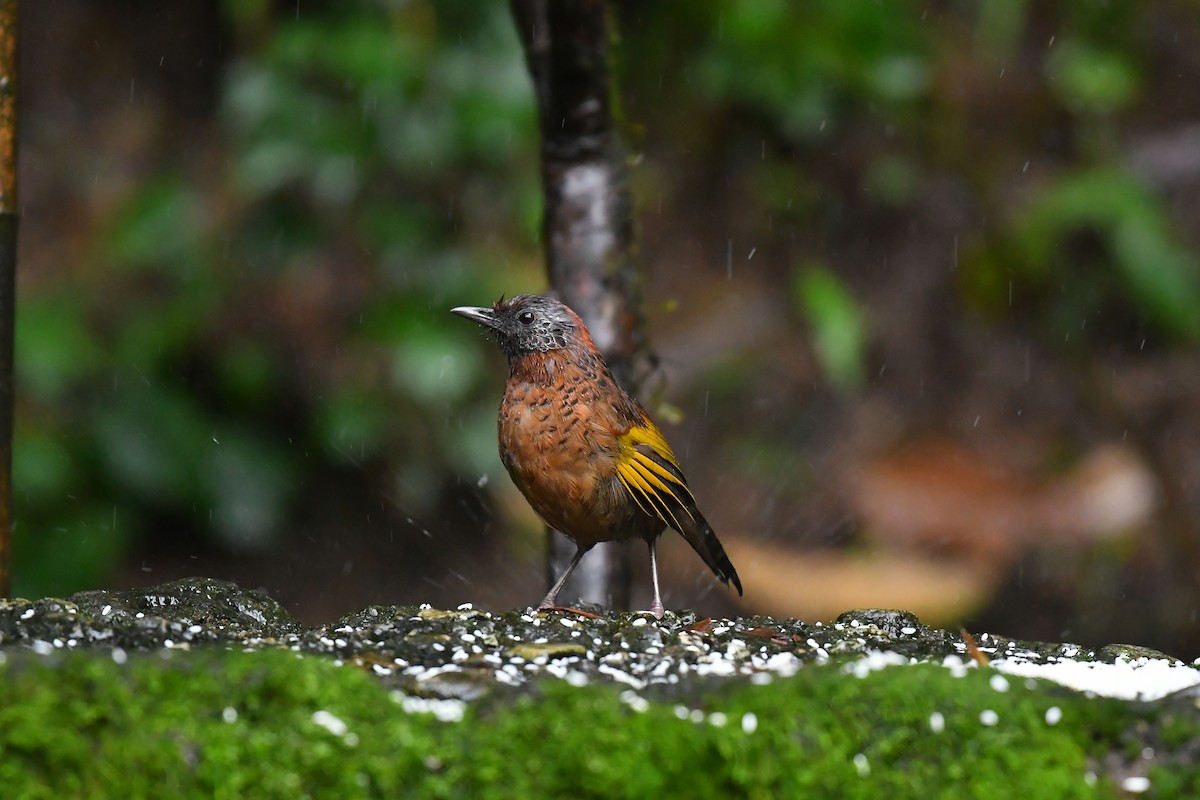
{"left": 511, "top": 0, "right": 643, "bottom": 609}
{"left": 0, "top": 0, "right": 16, "bottom": 598}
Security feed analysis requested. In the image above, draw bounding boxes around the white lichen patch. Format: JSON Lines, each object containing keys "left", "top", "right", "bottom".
{"left": 993, "top": 656, "right": 1200, "bottom": 702}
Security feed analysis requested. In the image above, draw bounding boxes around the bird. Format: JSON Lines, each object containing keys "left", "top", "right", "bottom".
{"left": 452, "top": 293, "right": 742, "bottom": 618}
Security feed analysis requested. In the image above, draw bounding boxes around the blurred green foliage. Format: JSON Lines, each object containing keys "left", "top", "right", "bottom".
{"left": 634, "top": 0, "right": 1197, "bottom": 351}
{"left": 14, "top": 0, "right": 538, "bottom": 596}
{"left": 13, "top": 0, "right": 1200, "bottom": 602}
{"left": 1013, "top": 168, "right": 1200, "bottom": 340}
{"left": 689, "top": 1, "right": 931, "bottom": 139}
{"left": 1047, "top": 40, "right": 1140, "bottom": 114}
{"left": 794, "top": 265, "right": 868, "bottom": 391}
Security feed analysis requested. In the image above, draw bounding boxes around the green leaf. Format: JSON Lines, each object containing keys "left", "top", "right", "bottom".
{"left": 13, "top": 426, "right": 78, "bottom": 501}
{"left": 12, "top": 504, "right": 135, "bottom": 598}
{"left": 105, "top": 178, "right": 208, "bottom": 272}
{"left": 16, "top": 294, "right": 102, "bottom": 400}
{"left": 1016, "top": 168, "right": 1200, "bottom": 338}
{"left": 90, "top": 382, "right": 210, "bottom": 504}
{"left": 794, "top": 265, "right": 868, "bottom": 391}
{"left": 1046, "top": 40, "right": 1139, "bottom": 114}
{"left": 315, "top": 387, "right": 392, "bottom": 464}
{"left": 390, "top": 328, "right": 483, "bottom": 404}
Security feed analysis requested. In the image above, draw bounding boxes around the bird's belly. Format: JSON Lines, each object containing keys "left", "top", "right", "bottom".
{"left": 498, "top": 384, "right": 645, "bottom": 544}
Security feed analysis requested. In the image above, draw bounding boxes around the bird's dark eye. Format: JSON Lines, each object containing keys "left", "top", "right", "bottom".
{"left": 518, "top": 311, "right": 535, "bottom": 325}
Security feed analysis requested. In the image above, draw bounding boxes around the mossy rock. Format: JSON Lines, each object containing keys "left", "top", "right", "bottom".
{"left": 0, "top": 578, "right": 1198, "bottom": 797}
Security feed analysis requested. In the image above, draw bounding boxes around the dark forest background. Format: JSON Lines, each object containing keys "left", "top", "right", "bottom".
{"left": 15, "top": 0, "right": 1200, "bottom": 656}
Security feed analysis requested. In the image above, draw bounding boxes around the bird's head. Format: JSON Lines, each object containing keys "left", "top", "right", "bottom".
{"left": 451, "top": 294, "right": 592, "bottom": 361}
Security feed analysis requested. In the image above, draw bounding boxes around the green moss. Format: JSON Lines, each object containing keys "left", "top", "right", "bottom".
{"left": 461, "top": 668, "right": 1129, "bottom": 799}
{"left": 0, "top": 647, "right": 1155, "bottom": 798}
{"left": 1146, "top": 711, "right": 1200, "bottom": 795}
{"left": 0, "top": 649, "right": 437, "bottom": 798}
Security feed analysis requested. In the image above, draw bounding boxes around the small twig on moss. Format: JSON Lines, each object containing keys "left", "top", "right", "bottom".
{"left": 960, "top": 627, "right": 991, "bottom": 667}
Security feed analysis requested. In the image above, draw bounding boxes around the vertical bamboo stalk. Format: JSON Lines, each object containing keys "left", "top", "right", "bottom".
{"left": 0, "top": 0, "right": 17, "bottom": 598}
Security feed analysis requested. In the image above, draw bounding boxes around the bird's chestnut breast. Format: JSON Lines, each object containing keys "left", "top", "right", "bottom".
{"left": 497, "top": 352, "right": 639, "bottom": 540}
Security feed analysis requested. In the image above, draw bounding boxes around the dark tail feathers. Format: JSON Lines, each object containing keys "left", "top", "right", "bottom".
{"left": 676, "top": 507, "right": 743, "bottom": 596}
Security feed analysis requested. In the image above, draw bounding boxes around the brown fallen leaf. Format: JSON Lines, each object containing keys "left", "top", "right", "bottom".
{"left": 855, "top": 440, "right": 1154, "bottom": 567}
{"left": 713, "top": 539, "right": 1000, "bottom": 626}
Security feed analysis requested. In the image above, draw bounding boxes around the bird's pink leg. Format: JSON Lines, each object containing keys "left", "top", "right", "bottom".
{"left": 537, "top": 544, "right": 590, "bottom": 611}
{"left": 646, "top": 538, "right": 665, "bottom": 619}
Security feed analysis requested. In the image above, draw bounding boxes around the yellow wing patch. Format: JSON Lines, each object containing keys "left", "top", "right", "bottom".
{"left": 614, "top": 420, "right": 697, "bottom": 532}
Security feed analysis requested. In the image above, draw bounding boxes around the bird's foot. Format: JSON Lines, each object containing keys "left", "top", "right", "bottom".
{"left": 648, "top": 600, "right": 665, "bottom": 620}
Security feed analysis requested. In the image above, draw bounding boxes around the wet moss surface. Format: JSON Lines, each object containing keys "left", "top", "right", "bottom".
{"left": 0, "top": 578, "right": 1198, "bottom": 798}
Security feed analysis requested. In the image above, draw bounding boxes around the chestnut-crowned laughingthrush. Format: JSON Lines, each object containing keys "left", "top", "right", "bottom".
{"left": 452, "top": 294, "right": 742, "bottom": 617}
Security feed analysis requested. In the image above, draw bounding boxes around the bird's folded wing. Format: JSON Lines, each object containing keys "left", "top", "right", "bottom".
{"left": 615, "top": 419, "right": 744, "bottom": 595}
{"left": 614, "top": 423, "right": 696, "bottom": 532}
